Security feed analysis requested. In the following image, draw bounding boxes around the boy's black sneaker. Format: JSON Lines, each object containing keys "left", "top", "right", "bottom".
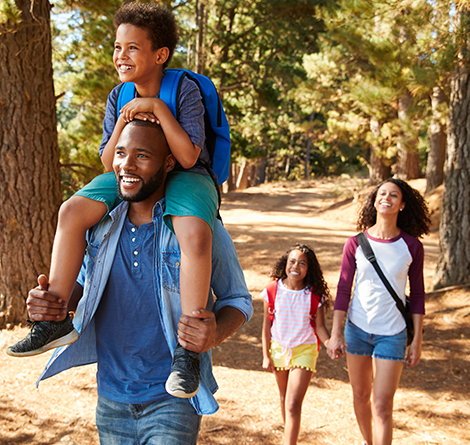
{"left": 165, "top": 343, "right": 200, "bottom": 398}
{"left": 6, "top": 313, "right": 79, "bottom": 357}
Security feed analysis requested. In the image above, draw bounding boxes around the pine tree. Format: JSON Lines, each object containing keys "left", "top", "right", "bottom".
{"left": 0, "top": 0, "right": 62, "bottom": 327}
{"left": 434, "top": 4, "right": 470, "bottom": 288}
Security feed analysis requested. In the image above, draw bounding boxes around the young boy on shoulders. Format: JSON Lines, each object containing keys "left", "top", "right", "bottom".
{"left": 8, "top": 1, "right": 218, "bottom": 400}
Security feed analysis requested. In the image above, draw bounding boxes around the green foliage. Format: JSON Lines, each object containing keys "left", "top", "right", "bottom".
{"left": 50, "top": 0, "right": 457, "bottom": 188}
{"left": 0, "top": 0, "right": 21, "bottom": 24}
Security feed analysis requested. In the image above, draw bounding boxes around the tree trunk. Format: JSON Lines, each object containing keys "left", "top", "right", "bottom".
{"left": 433, "top": 66, "right": 470, "bottom": 289}
{"left": 258, "top": 157, "right": 267, "bottom": 184}
{"left": 369, "top": 118, "right": 391, "bottom": 184}
{"left": 425, "top": 86, "right": 447, "bottom": 194}
{"left": 0, "top": 0, "right": 61, "bottom": 328}
{"left": 236, "top": 159, "right": 248, "bottom": 190}
{"left": 304, "top": 113, "right": 314, "bottom": 179}
{"left": 195, "top": 0, "right": 206, "bottom": 74}
{"left": 285, "top": 133, "right": 294, "bottom": 177}
{"left": 395, "top": 91, "right": 420, "bottom": 180}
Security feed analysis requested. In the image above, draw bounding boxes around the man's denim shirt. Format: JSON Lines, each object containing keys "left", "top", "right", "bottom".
{"left": 37, "top": 199, "right": 253, "bottom": 415}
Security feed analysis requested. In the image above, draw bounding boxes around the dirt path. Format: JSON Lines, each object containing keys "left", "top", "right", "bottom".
{"left": 1, "top": 178, "right": 469, "bottom": 445}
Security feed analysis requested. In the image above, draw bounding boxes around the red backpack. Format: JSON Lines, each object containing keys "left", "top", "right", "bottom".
{"left": 266, "top": 280, "right": 321, "bottom": 350}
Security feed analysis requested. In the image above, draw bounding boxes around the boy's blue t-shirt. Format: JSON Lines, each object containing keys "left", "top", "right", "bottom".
{"left": 100, "top": 76, "right": 211, "bottom": 175}
{"left": 94, "top": 216, "right": 173, "bottom": 404}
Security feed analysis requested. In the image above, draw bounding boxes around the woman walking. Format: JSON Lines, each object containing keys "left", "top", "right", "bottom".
{"left": 327, "top": 179, "right": 431, "bottom": 445}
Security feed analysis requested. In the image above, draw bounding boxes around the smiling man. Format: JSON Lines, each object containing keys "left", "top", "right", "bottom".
{"left": 27, "top": 120, "right": 253, "bottom": 444}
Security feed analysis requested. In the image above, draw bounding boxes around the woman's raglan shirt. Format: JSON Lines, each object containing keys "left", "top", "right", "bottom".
{"left": 334, "top": 230, "right": 425, "bottom": 336}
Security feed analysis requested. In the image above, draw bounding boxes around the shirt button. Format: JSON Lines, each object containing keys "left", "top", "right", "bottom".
{"left": 132, "top": 238, "right": 136, "bottom": 242}
{"left": 134, "top": 262, "right": 138, "bottom": 267}
{"left": 131, "top": 228, "right": 136, "bottom": 232}
{"left": 134, "top": 251, "right": 138, "bottom": 255}
{"left": 175, "top": 262, "right": 180, "bottom": 267}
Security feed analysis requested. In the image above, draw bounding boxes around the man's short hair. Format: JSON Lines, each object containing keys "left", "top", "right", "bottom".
{"left": 114, "top": 2, "right": 178, "bottom": 68}
{"left": 125, "top": 120, "right": 168, "bottom": 147}
{"left": 127, "top": 119, "right": 163, "bottom": 132}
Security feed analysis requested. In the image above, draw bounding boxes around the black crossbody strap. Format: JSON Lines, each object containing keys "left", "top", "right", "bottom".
{"left": 356, "top": 232, "right": 407, "bottom": 317}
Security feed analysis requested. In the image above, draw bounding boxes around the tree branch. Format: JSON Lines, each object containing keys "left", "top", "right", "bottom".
{"left": 60, "top": 163, "right": 103, "bottom": 175}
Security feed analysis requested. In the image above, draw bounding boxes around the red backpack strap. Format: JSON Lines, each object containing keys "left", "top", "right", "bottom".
{"left": 266, "top": 280, "right": 278, "bottom": 323}
{"left": 309, "top": 290, "right": 322, "bottom": 351}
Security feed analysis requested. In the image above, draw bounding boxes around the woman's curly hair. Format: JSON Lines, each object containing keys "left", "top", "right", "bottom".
{"left": 114, "top": 2, "right": 179, "bottom": 68}
{"left": 357, "top": 178, "right": 431, "bottom": 238}
{"left": 270, "top": 244, "right": 330, "bottom": 310}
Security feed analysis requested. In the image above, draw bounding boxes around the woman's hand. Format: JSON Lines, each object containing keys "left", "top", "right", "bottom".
{"left": 406, "top": 338, "right": 422, "bottom": 368}
{"left": 406, "top": 313, "right": 424, "bottom": 367}
{"left": 327, "top": 333, "right": 346, "bottom": 360}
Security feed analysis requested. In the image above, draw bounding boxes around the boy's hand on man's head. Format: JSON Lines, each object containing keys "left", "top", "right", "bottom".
{"left": 120, "top": 97, "right": 162, "bottom": 123}
{"left": 133, "top": 112, "right": 160, "bottom": 124}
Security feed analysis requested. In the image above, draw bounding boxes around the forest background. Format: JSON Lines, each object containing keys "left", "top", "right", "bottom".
{"left": 0, "top": 0, "right": 469, "bottom": 327}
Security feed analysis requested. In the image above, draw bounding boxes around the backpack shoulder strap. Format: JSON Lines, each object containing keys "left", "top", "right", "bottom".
{"left": 160, "top": 69, "right": 186, "bottom": 119}
{"left": 116, "top": 82, "right": 136, "bottom": 120}
{"left": 310, "top": 291, "right": 320, "bottom": 323}
{"left": 266, "top": 280, "right": 278, "bottom": 323}
{"left": 309, "top": 289, "right": 322, "bottom": 351}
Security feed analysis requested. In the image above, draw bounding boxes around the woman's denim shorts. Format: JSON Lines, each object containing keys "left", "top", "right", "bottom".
{"left": 345, "top": 317, "right": 407, "bottom": 362}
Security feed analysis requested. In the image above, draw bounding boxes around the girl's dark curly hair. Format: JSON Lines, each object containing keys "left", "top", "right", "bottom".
{"left": 114, "top": 2, "right": 179, "bottom": 68}
{"left": 271, "top": 244, "right": 330, "bottom": 310}
{"left": 357, "top": 178, "right": 431, "bottom": 238}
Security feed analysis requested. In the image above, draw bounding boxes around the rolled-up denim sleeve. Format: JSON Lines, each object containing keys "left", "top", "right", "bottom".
{"left": 210, "top": 220, "right": 253, "bottom": 323}
{"left": 77, "top": 263, "right": 86, "bottom": 288}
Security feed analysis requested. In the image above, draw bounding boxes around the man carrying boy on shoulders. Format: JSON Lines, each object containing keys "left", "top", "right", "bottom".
{"left": 27, "top": 120, "right": 253, "bottom": 444}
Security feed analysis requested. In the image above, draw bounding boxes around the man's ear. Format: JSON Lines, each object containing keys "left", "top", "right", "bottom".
{"left": 165, "top": 153, "right": 176, "bottom": 172}
{"left": 155, "top": 47, "right": 170, "bottom": 65}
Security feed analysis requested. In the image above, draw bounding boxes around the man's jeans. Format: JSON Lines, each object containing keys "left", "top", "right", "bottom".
{"left": 96, "top": 395, "right": 201, "bottom": 444}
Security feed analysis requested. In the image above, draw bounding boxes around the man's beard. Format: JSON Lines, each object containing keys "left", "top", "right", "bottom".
{"left": 117, "top": 164, "right": 165, "bottom": 202}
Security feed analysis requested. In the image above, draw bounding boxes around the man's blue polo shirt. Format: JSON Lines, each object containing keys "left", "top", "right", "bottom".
{"left": 94, "top": 216, "right": 173, "bottom": 404}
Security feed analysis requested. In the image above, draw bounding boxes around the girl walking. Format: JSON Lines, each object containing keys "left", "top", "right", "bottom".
{"left": 262, "top": 244, "right": 331, "bottom": 445}
{"left": 327, "top": 179, "right": 431, "bottom": 445}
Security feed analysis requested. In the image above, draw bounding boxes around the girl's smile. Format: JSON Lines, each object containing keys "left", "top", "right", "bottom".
{"left": 284, "top": 249, "right": 308, "bottom": 290}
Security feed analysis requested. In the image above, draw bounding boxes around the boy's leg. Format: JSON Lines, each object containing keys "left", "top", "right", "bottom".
{"left": 165, "top": 215, "right": 212, "bottom": 398}
{"left": 48, "top": 196, "right": 108, "bottom": 307}
{"left": 172, "top": 215, "right": 212, "bottom": 316}
{"left": 7, "top": 196, "right": 107, "bottom": 357}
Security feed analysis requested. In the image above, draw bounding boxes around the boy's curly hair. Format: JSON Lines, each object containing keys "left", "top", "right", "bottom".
{"left": 114, "top": 2, "right": 179, "bottom": 68}
{"left": 357, "top": 178, "right": 431, "bottom": 239}
{"left": 271, "top": 244, "right": 330, "bottom": 310}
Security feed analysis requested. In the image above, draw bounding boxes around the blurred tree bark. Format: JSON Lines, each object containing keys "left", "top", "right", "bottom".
{"left": 0, "top": 0, "right": 61, "bottom": 327}
{"left": 434, "top": 1, "right": 470, "bottom": 289}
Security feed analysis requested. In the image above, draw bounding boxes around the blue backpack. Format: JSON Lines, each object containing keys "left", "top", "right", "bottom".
{"left": 116, "top": 68, "right": 231, "bottom": 185}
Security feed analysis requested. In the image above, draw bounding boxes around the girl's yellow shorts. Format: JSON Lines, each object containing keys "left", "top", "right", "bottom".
{"left": 270, "top": 341, "right": 319, "bottom": 372}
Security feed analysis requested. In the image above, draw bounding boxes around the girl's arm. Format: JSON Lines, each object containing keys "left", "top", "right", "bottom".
{"left": 314, "top": 306, "right": 330, "bottom": 347}
{"left": 327, "top": 309, "right": 347, "bottom": 360}
{"left": 262, "top": 300, "right": 275, "bottom": 372}
{"left": 120, "top": 98, "right": 201, "bottom": 169}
